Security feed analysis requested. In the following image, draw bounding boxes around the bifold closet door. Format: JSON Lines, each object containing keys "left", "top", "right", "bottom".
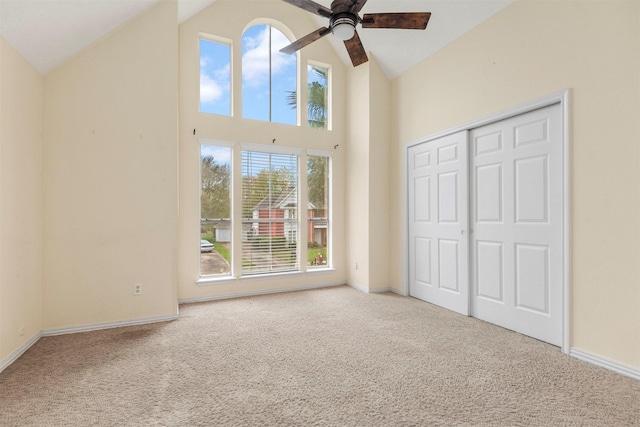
{"left": 408, "top": 131, "right": 469, "bottom": 315}
{"left": 470, "top": 104, "right": 563, "bottom": 346}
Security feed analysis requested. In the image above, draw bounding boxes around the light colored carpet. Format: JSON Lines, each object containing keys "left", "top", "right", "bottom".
{"left": 1, "top": 286, "right": 638, "bottom": 426}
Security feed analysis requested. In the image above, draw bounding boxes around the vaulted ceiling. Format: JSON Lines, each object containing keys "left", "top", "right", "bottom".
{"left": 0, "top": 0, "right": 514, "bottom": 78}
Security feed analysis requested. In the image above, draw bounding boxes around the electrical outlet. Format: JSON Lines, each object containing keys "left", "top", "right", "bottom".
{"left": 354, "top": 262, "right": 358, "bottom": 270}
{"left": 19, "top": 326, "right": 25, "bottom": 337}
{"left": 133, "top": 283, "right": 143, "bottom": 296}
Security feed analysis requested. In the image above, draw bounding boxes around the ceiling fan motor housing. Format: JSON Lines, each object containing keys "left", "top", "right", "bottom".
{"left": 330, "top": 12, "right": 358, "bottom": 40}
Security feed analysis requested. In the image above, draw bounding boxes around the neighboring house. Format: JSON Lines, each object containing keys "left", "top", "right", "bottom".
{"left": 211, "top": 221, "right": 252, "bottom": 243}
{"left": 252, "top": 187, "right": 325, "bottom": 246}
{"left": 213, "top": 222, "right": 230, "bottom": 243}
{"left": 307, "top": 209, "right": 327, "bottom": 247}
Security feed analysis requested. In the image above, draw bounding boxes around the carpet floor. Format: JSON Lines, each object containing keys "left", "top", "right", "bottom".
{"left": 1, "top": 286, "right": 638, "bottom": 426}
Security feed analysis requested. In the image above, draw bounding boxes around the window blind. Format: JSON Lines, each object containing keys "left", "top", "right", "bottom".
{"left": 241, "top": 149, "right": 299, "bottom": 274}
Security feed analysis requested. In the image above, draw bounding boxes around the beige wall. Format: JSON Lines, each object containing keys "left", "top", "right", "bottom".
{"left": 368, "top": 58, "right": 391, "bottom": 290}
{"left": 345, "top": 57, "right": 392, "bottom": 291}
{"left": 42, "top": 1, "right": 179, "bottom": 329}
{"left": 390, "top": 0, "right": 640, "bottom": 368}
{"left": 0, "top": 38, "right": 44, "bottom": 362}
{"left": 178, "top": 0, "right": 348, "bottom": 300}
{"left": 346, "top": 62, "right": 370, "bottom": 289}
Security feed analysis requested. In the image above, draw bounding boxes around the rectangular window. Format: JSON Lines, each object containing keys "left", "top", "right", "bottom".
{"left": 307, "top": 65, "right": 329, "bottom": 129}
{"left": 307, "top": 153, "right": 330, "bottom": 268}
{"left": 200, "top": 145, "right": 232, "bottom": 277}
{"left": 241, "top": 149, "right": 299, "bottom": 274}
{"left": 200, "top": 38, "right": 231, "bottom": 116}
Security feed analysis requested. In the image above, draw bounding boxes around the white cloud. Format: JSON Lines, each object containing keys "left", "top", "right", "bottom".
{"left": 200, "top": 56, "right": 230, "bottom": 105}
{"left": 242, "top": 26, "right": 295, "bottom": 88}
{"left": 200, "top": 72, "right": 223, "bottom": 104}
{"left": 214, "top": 63, "right": 231, "bottom": 81}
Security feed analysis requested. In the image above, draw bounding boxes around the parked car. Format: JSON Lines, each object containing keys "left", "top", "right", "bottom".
{"left": 200, "top": 239, "right": 214, "bottom": 253}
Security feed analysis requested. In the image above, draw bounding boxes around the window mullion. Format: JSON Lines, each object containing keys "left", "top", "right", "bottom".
{"left": 299, "top": 152, "right": 309, "bottom": 272}
{"left": 269, "top": 26, "right": 272, "bottom": 123}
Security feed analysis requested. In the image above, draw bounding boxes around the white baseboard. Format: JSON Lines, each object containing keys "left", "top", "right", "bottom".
{"left": 347, "top": 281, "right": 368, "bottom": 293}
{"left": 0, "top": 331, "right": 42, "bottom": 374}
{"left": 371, "top": 287, "right": 405, "bottom": 295}
{"left": 42, "top": 313, "right": 179, "bottom": 337}
{"left": 347, "top": 282, "right": 404, "bottom": 295}
{"left": 570, "top": 348, "right": 640, "bottom": 380}
{"left": 178, "top": 281, "right": 345, "bottom": 305}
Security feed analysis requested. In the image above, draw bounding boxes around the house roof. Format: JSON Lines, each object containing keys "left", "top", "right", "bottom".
{"left": 253, "top": 187, "right": 314, "bottom": 211}
{"left": 0, "top": 0, "right": 514, "bottom": 78}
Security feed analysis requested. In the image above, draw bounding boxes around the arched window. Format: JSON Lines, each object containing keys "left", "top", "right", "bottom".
{"left": 242, "top": 24, "right": 297, "bottom": 125}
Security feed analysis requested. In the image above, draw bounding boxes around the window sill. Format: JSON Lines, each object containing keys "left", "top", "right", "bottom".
{"left": 239, "top": 270, "right": 304, "bottom": 281}
{"left": 195, "top": 268, "right": 336, "bottom": 286}
{"left": 305, "top": 267, "right": 335, "bottom": 275}
{"left": 196, "top": 276, "right": 237, "bottom": 286}
{"left": 196, "top": 267, "right": 336, "bottom": 286}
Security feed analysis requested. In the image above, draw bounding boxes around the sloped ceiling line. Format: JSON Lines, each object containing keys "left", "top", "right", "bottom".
{"left": 0, "top": 0, "right": 513, "bottom": 78}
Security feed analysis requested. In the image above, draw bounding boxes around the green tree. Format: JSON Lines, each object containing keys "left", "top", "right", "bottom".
{"left": 201, "top": 155, "right": 231, "bottom": 219}
{"left": 288, "top": 66, "right": 327, "bottom": 129}
{"left": 307, "top": 156, "right": 327, "bottom": 209}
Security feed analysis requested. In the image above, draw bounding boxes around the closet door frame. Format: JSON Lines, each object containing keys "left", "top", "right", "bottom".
{"left": 402, "top": 90, "right": 570, "bottom": 354}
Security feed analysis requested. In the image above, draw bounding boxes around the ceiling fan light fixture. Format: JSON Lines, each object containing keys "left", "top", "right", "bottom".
{"left": 331, "top": 15, "right": 356, "bottom": 41}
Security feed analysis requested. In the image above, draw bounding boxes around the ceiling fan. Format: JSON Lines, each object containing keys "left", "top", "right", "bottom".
{"left": 280, "top": 0, "right": 431, "bottom": 67}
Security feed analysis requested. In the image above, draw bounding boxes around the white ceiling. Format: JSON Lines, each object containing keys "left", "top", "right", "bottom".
{"left": 310, "top": 0, "right": 514, "bottom": 79}
{"left": 0, "top": 0, "right": 514, "bottom": 77}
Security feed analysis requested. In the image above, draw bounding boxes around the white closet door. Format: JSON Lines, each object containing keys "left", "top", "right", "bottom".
{"left": 408, "top": 131, "right": 469, "bottom": 315}
{"left": 470, "top": 104, "right": 563, "bottom": 346}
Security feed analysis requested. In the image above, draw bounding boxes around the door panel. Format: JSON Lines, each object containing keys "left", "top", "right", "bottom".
{"left": 476, "top": 240, "right": 503, "bottom": 302}
{"left": 476, "top": 163, "right": 502, "bottom": 222}
{"left": 438, "top": 172, "right": 458, "bottom": 222}
{"left": 415, "top": 237, "right": 431, "bottom": 284}
{"left": 414, "top": 176, "right": 431, "bottom": 221}
{"left": 515, "top": 243, "right": 549, "bottom": 314}
{"left": 408, "top": 131, "right": 468, "bottom": 315}
{"left": 470, "top": 104, "right": 563, "bottom": 346}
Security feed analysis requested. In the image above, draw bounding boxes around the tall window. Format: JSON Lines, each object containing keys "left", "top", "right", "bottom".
{"left": 242, "top": 149, "right": 299, "bottom": 274}
{"left": 307, "top": 153, "right": 330, "bottom": 267}
{"left": 200, "top": 144, "right": 232, "bottom": 277}
{"left": 307, "top": 65, "right": 329, "bottom": 129}
{"left": 242, "top": 25, "right": 297, "bottom": 125}
{"left": 200, "top": 38, "right": 231, "bottom": 116}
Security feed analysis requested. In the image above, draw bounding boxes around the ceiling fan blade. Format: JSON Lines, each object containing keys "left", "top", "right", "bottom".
{"left": 344, "top": 30, "right": 368, "bottom": 67}
{"left": 349, "top": 0, "right": 368, "bottom": 14}
{"left": 280, "top": 27, "right": 331, "bottom": 54}
{"left": 361, "top": 12, "right": 431, "bottom": 29}
{"left": 281, "top": 0, "right": 333, "bottom": 18}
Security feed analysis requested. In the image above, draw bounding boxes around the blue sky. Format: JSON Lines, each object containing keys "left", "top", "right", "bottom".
{"left": 201, "top": 145, "right": 231, "bottom": 167}
{"left": 199, "top": 40, "right": 231, "bottom": 116}
{"left": 200, "top": 25, "right": 297, "bottom": 125}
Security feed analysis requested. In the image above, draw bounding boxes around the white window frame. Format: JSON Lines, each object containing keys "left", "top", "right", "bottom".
{"left": 306, "top": 149, "right": 333, "bottom": 270}
{"left": 199, "top": 34, "right": 233, "bottom": 117}
{"left": 198, "top": 138, "right": 235, "bottom": 284}
{"left": 196, "top": 142, "right": 334, "bottom": 285}
{"left": 307, "top": 60, "right": 332, "bottom": 131}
